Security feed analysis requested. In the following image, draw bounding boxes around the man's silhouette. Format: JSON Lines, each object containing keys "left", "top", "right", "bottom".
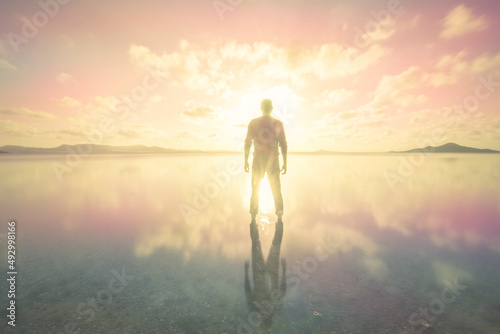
{"left": 244, "top": 220, "right": 286, "bottom": 330}
{"left": 244, "top": 99, "right": 287, "bottom": 222}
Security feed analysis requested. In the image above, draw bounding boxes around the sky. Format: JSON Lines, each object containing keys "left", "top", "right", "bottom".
{"left": 1, "top": 0, "right": 500, "bottom": 152}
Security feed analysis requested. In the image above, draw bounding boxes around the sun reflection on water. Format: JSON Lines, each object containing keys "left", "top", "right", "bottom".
{"left": 258, "top": 174, "right": 276, "bottom": 215}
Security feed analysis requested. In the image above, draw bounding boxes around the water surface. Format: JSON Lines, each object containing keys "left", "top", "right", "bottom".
{"left": 1, "top": 153, "right": 499, "bottom": 333}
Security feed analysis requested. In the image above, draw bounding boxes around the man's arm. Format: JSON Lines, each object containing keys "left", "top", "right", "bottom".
{"left": 279, "top": 123, "right": 287, "bottom": 175}
{"left": 244, "top": 122, "right": 253, "bottom": 172}
{"left": 281, "top": 152, "right": 287, "bottom": 175}
{"left": 244, "top": 147, "right": 250, "bottom": 173}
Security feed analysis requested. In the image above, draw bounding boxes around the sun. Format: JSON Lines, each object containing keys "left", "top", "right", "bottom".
{"left": 236, "top": 85, "right": 297, "bottom": 125}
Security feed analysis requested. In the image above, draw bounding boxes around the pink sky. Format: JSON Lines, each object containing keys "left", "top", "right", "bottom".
{"left": 1, "top": 0, "right": 500, "bottom": 152}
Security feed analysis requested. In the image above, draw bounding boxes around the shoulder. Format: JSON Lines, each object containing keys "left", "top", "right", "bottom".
{"left": 249, "top": 116, "right": 263, "bottom": 125}
{"left": 247, "top": 118, "right": 259, "bottom": 131}
{"left": 271, "top": 117, "right": 284, "bottom": 127}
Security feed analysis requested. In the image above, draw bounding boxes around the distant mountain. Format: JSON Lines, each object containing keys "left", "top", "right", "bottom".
{"left": 299, "top": 149, "right": 374, "bottom": 155}
{"left": 0, "top": 142, "right": 498, "bottom": 155}
{"left": 391, "top": 142, "right": 500, "bottom": 154}
{"left": 0, "top": 144, "right": 207, "bottom": 154}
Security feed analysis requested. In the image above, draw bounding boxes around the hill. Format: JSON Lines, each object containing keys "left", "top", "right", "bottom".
{"left": 0, "top": 144, "right": 203, "bottom": 154}
{"left": 391, "top": 142, "right": 500, "bottom": 154}
{"left": 0, "top": 142, "right": 498, "bottom": 155}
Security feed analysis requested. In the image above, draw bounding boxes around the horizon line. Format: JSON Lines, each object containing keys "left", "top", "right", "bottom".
{"left": 1, "top": 142, "right": 500, "bottom": 154}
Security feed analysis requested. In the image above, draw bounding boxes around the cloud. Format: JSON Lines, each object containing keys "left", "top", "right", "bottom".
{"left": 313, "top": 107, "right": 375, "bottom": 142}
{"left": 142, "top": 95, "right": 163, "bottom": 113}
{"left": 423, "top": 72, "right": 459, "bottom": 87}
{"left": 312, "top": 66, "right": 435, "bottom": 144}
{"left": 440, "top": 5, "right": 488, "bottom": 39}
{"left": 73, "top": 95, "right": 120, "bottom": 122}
{"left": 46, "top": 121, "right": 169, "bottom": 142}
{"left": 435, "top": 49, "right": 500, "bottom": 75}
{"left": 182, "top": 102, "right": 222, "bottom": 119}
{"left": 54, "top": 128, "right": 87, "bottom": 139}
{"left": 309, "top": 44, "right": 389, "bottom": 79}
{"left": 92, "top": 95, "right": 120, "bottom": 110}
{"left": 0, "top": 120, "right": 40, "bottom": 136}
{"left": 172, "top": 130, "right": 201, "bottom": 142}
{"left": 411, "top": 14, "right": 421, "bottom": 28}
{"left": 336, "top": 110, "right": 362, "bottom": 121}
{"left": 409, "top": 107, "right": 451, "bottom": 125}
{"left": 149, "top": 95, "right": 162, "bottom": 103}
{"left": 405, "top": 108, "right": 500, "bottom": 146}
{"left": 392, "top": 94, "right": 427, "bottom": 108}
{"left": 129, "top": 43, "right": 205, "bottom": 90}
{"left": 0, "top": 108, "right": 55, "bottom": 119}
{"left": 435, "top": 50, "right": 469, "bottom": 72}
{"left": 174, "top": 130, "right": 195, "bottom": 139}
{"left": 0, "top": 40, "right": 8, "bottom": 55}
{"left": 470, "top": 52, "right": 500, "bottom": 74}
{"left": 59, "top": 34, "right": 76, "bottom": 50}
{"left": 372, "top": 66, "right": 427, "bottom": 108}
{"left": 117, "top": 123, "right": 167, "bottom": 140}
{"left": 49, "top": 93, "right": 167, "bottom": 142}
{"left": 0, "top": 58, "right": 17, "bottom": 70}
{"left": 311, "top": 56, "right": 500, "bottom": 147}
{"left": 315, "top": 89, "right": 356, "bottom": 107}
{"left": 58, "top": 96, "right": 82, "bottom": 108}
{"left": 375, "top": 66, "right": 421, "bottom": 95}
{"left": 356, "top": 18, "right": 397, "bottom": 46}
{"left": 56, "top": 72, "right": 77, "bottom": 85}
{"left": 128, "top": 41, "right": 390, "bottom": 95}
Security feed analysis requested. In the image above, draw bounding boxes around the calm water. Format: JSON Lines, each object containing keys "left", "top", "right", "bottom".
{"left": 1, "top": 154, "right": 499, "bottom": 334}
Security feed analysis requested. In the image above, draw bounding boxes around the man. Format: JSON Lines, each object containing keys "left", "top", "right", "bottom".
{"left": 244, "top": 99, "right": 287, "bottom": 222}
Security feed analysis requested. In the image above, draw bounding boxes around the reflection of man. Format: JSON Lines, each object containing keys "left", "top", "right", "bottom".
{"left": 244, "top": 99, "right": 287, "bottom": 222}
{"left": 244, "top": 220, "right": 286, "bottom": 331}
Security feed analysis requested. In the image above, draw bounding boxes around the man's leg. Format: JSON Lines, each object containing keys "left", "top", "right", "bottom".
{"left": 266, "top": 220, "right": 283, "bottom": 289}
{"left": 268, "top": 156, "right": 284, "bottom": 221}
{"left": 250, "top": 155, "right": 265, "bottom": 220}
{"left": 250, "top": 220, "right": 266, "bottom": 299}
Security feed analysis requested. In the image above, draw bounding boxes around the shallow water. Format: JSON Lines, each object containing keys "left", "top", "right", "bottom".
{"left": 1, "top": 153, "right": 499, "bottom": 333}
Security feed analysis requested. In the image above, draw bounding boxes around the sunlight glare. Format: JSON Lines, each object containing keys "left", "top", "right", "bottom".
{"left": 243, "top": 173, "right": 276, "bottom": 221}
{"left": 237, "top": 85, "right": 297, "bottom": 125}
{"left": 258, "top": 174, "right": 275, "bottom": 215}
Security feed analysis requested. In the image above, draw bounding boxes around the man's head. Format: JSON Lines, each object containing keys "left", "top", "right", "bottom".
{"left": 260, "top": 99, "right": 273, "bottom": 115}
